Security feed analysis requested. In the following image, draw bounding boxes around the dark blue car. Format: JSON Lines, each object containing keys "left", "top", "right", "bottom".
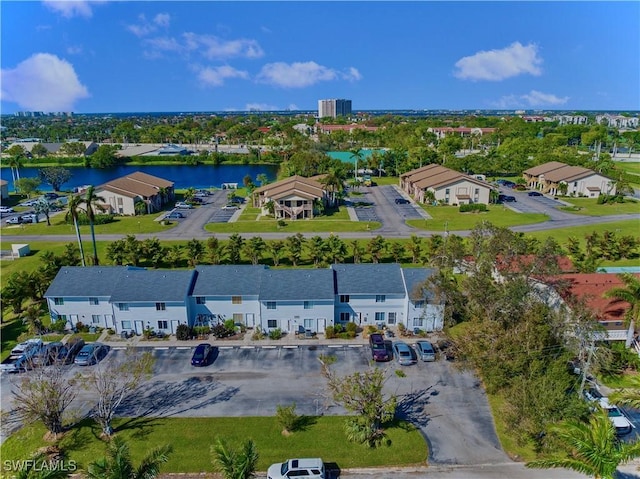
{"left": 191, "top": 343, "right": 212, "bottom": 366}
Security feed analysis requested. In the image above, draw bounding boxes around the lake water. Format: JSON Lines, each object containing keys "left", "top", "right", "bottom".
{"left": 0, "top": 164, "right": 279, "bottom": 192}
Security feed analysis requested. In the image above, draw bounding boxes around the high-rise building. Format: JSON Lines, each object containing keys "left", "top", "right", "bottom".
{"left": 318, "top": 99, "right": 352, "bottom": 119}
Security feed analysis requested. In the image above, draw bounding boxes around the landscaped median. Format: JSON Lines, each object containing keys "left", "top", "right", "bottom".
{"left": 0, "top": 417, "right": 427, "bottom": 473}
{"left": 406, "top": 205, "right": 549, "bottom": 231}
{"left": 558, "top": 197, "right": 640, "bottom": 216}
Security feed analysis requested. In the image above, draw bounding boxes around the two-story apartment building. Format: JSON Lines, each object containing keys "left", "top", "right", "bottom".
{"left": 252, "top": 175, "right": 328, "bottom": 220}
{"left": 523, "top": 161, "right": 616, "bottom": 197}
{"left": 94, "top": 171, "right": 175, "bottom": 215}
{"left": 400, "top": 164, "right": 492, "bottom": 205}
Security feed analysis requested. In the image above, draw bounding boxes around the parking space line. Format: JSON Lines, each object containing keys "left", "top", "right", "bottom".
{"left": 283, "top": 345, "right": 298, "bottom": 349}
{"left": 262, "top": 345, "right": 277, "bottom": 349}
{"left": 240, "top": 346, "right": 255, "bottom": 349}
{"left": 112, "top": 347, "right": 127, "bottom": 350}
{"left": 176, "top": 346, "right": 191, "bottom": 350}
{"left": 154, "top": 347, "right": 169, "bottom": 350}
{"left": 348, "top": 344, "right": 364, "bottom": 348}
{"left": 327, "top": 345, "right": 343, "bottom": 348}
{"left": 219, "top": 346, "right": 234, "bottom": 349}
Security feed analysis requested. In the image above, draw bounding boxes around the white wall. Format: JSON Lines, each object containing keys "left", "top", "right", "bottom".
{"left": 259, "top": 300, "right": 334, "bottom": 333}
{"left": 335, "top": 294, "right": 406, "bottom": 328}
{"left": 115, "top": 301, "right": 189, "bottom": 334}
{"left": 407, "top": 302, "right": 444, "bottom": 331}
{"left": 190, "top": 295, "right": 261, "bottom": 327}
{"left": 47, "top": 296, "right": 114, "bottom": 330}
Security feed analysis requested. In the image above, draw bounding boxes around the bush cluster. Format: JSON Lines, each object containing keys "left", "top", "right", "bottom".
{"left": 459, "top": 203, "right": 488, "bottom": 213}
{"left": 325, "top": 322, "right": 357, "bottom": 339}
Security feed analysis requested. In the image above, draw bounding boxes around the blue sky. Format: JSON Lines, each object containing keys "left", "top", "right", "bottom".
{"left": 1, "top": 1, "right": 638, "bottom": 114}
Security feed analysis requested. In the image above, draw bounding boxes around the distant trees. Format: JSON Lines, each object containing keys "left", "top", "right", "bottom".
{"left": 39, "top": 167, "right": 72, "bottom": 191}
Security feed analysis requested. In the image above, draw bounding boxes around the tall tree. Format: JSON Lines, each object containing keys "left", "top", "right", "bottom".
{"left": 65, "top": 194, "right": 86, "bottom": 267}
{"left": 603, "top": 273, "right": 640, "bottom": 348}
{"left": 81, "top": 186, "right": 106, "bottom": 266}
{"left": 226, "top": 234, "right": 245, "bottom": 264}
{"left": 366, "top": 235, "right": 387, "bottom": 263}
{"left": 33, "top": 198, "right": 53, "bottom": 226}
{"left": 244, "top": 236, "right": 266, "bottom": 265}
{"left": 186, "top": 238, "right": 205, "bottom": 267}
{"left": 39, "top": 167, "right": 72, "bottom": 192}
{"left": 211, "top": 438, "right": 259, "bottom": 479}
{"left": 307, "top": 236, "right": 327, "bottom": 267}
{"left": 206, "top": 236, "right": 223, "bottom": 265}
{"left": 267, "top": 240, "right": 285, "bottom": 267}
{"left": 526, "top": 410, "right": 640, "bottom": 479}
{"left": 87, "top": 436, "right": 172, "bottom": 479}
{"left": 286, "top": 233, "right": 305, "bottom": 267}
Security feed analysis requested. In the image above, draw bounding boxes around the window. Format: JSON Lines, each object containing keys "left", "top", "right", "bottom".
{"left": 413, "top": 317, "right": 424, "bottom": 327}
{"left": 158, "top": 320, "right": 168, "bottom": 330}
{"left": 54, "top": 298, "right": 64, "bottom": 305}
{"left": 57, "top": 314, "right": 67, "bottom": 322}
{"left": 267, "top": 319, "right": 278, "bottom": 329}
{"left": 232, "top": 296, "right": 242, "bottom": 304}
{"left": 266, "top": 301, "right": 277, "bottom": 310}
{"left": 233, "top": 313, "right": 243, "bottom": 324}
{"left": 121, "top": 320, "right": 132, "bottom": 329}
{"left": 339, "top": 295, "right": 349, "bottom": 303}
{"left": 118, "top": 303, "right": 129, "bottom": 311}
{"left": 196, "top": 297, "right": 206, "bottom": 305}
{"left": 89, "top": 297, "right": 99, "bottom": 305}
{"left": 91, "top": 315, "right": 101, "bottom": 324}
{"left": 340, "top": 312, "right": 351, "bottom": 322}
{"left": 304, "top": 301, "right": 313, "bottom": 309}
{"left": 375, "top": 295, "right": 386, "bottom": 303}
{"left": 375, "top": 312, "right": 385, "bottom": 322}
{"left": 414, "top": 300, "right": 425, "bottom": 308}
{"left": 156, "top": 302, "right": 166, "bottom": 311}
{"left": 388, "top": 312, "right": 397, "bottom": 324}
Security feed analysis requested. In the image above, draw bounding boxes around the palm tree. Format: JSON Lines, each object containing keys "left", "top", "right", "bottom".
{"left": 211, "top": 438, "right": 259, "bottom": 479}
{"left": 526, "top": 410, "right": 640, "bottom": 479}
{"left": 81, "top": 186, "right": 106, "bottom": 266}
{"left": 65, "top": 195, "right": 86, "bottom": 267}
{"left": 603, "top": 272, "right": 640, "bottom": 348}
{"left": 15, "top": 451, "right": 71, "bottom": 479}
{"left": 610, "top": 374, "right": 640, "bottom": 410}
{"left": 87, "top": 436, "right": 172, "bottom": 479}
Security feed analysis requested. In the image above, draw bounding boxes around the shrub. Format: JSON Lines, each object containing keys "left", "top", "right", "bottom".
{"left": 224, "top": 318, "right": 237, "bottom": 331}
{"left": 397, "top": 323, "right": 406, "bottom": 335}
{"left": 251, "top": 328, "right": 265, "bottom": 341}
{"left": 211, "top": 323, "right": 234, "bottom": 338}
{"left": 346, "top": 322, "right": 357, "bottom": 335}
{"left": 277, "top": 220, "right": 287, "bottom": 228}
{"left": 49, "top": 318, "right": 68, "bottom": 333}
{"left": 459, "top": 203, "right": 487, "bottom": 213}
{"left": 75, "top": 321, "right": 89, "bottom": 333}
{"left": 325, "top": 326, "right": 336, "bottom": 339}
{"left": 276, "top": 403, "right": 300, "bottom": 434}
{"left": 268, "top": 328, "right": 283, "bottom": 340}
{"left": 193, "top": 325, "right": 211, "bottom": 337}
{"left": 176, "top": 324, "right": 191, "bottom": 340}
{"left": 106, "top": 328, "right": 115, "bottom": 335}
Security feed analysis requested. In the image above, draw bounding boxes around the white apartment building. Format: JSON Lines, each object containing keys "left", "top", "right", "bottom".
{"left": 318, "top": 99, "right": 352, "bottom": 119}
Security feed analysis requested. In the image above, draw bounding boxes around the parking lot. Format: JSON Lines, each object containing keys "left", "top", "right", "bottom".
{"left": 349, "top": 185, "right": 427, "bottom": 232}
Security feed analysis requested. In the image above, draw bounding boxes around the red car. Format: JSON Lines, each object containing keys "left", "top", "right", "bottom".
{"left": 369, "top": 333, "right": 390, "bottom": 362}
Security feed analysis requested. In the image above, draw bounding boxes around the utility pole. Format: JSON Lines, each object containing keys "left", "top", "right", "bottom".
{"left": 578, "top": 342, "right": 596, "bottom": 396}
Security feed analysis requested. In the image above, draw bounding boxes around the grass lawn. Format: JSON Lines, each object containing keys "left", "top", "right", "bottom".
{"left": 615, "top": 161, "right": 640, "bottom": 177}
{"left": 1, "top": 213, "right": 175, "bottom": 236}
{"left": 558, "top": 198, "right": 640, "bottom": 216}
{"left": 486, "top": 394, "right": 537, "bottom": 462}
{"left": 525, "top": 220, "right": 640, "bottom": 247}
{"left": 406, "top": 206, "right": 548, "bottom": 231}
{"left": 1, "top": 417, "right": 427, "bottom": 473}
{"left": 206, "top": 220, "right": 381, "bottom": 234}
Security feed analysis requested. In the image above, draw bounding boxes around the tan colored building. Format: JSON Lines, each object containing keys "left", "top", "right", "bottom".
{"left": 0, "top": 179, "right": 8, "bottom": 200}
{"left": 400, "top": 164, "right": 492, "bottom": 205}
{"left": 523, "top": 161, "right": 616, "bottom": 197}
{"left": 94, "top": 171, "right": 174, "bottom": 215}
{"left": 253, "top": 175, "right": 327, "bottom": 220}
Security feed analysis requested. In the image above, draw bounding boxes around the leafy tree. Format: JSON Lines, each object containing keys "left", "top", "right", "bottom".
{"left": 406, "top": 235, "right": 423, "bottom": 264}
{"left": 141, "top": 238, "right": 164, "bottom": 268}
{"left": 211, "top": 438, "right": 259, "bottom": 479}
{"left": 88, "top": 144, "right": 120, "bottom": 168}
{"left": 610, "top": 375, "right": 640, "bottom": 410}
{"left": 267, "top": 240, "right": 285, "bottom": 266}
{"left": 6, "top": 144, "right": 26, "bottom": 187}
{"left": 2, "top": 271, "right": 33, "bottom": 314}
{"left": 39, "top": 167, "right": 71, "bottom": 192}
{"left": 325, "top": 234, "right": 347, "bottom": 264}
{"left": 275, "top": 403, "right": 300, "bottom": 435}
{"left": 389, "top": 242, "right": 405, "bottom": 263}
{"left": 226, "top": 234, "right": 245, "bottom": 264}
{"left": 81, "top": 186, "right": 106, "bottom": 265}
{"left": 9, "top": 362, "right": 77, "bottom": 436}
{"left": 33, "top": 198, "right": 52, "bottom": 226}
{"left": 206, "top": 236, "right": 223, "bottom": 265}
{"left": 307, "top": 236, "right": 327, "bottom": 267}
{"left": 351, "top": 240, "right": 365, "bottom": 264}
{"left": 244, "top": 236, "right": 266, "bottom": 265}
{"left": 65, "top": 194, "right": 86, "bottom": 267}
{"left": 286, "top": 233, "right": 306, "bottom": 266}
{"left": 106, "top": 239, "right": 127, "bottom": 266}
{"left": 526, "top": 410, "right": 640, "bottom": 479}
{"left": 15, "top": 177, "right": 41, "bottom": 198}
{"left": 256, "top": 173, "right": 269, "bottom": 186}
{"left": 319, "top": 358, "right": 396, "bottom": 448}
{"left": 30, "top": 143, "right": 49, "bottom": 158}
{"left": 165, "top": 245, "right": 183, "bottom": 268}
{"left": 60, "top": 142, "right": 87, "bottom": 156}
{"left": 87, "top": 436, "right": 172, "bottom": 479}
{"left": 366, "top": 235, "right": 387, "bottom": 263}
{"left": 186, "top": 238, "right": 205, "bottom": 267}
{"left": 603, "top": 273, "right": 640, "bottom": 348}
{"left": 83, "top": 350, "right": 155, "bottom": 437}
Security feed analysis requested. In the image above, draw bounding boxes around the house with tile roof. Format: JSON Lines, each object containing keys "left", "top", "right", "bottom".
{"left": 252, "top": 175, "right": 328, "bottom": 220}
{"left": 45, "top": 264, "right": 444, "bottom": 336}
{"left": 400, "top": 164, "right": 493, "bottom": 205}
{"left": 94, "top": 171, "right": 175, "bottom": 215}
{"left": 522, "top": 161, "right": 615, "bottom": 197}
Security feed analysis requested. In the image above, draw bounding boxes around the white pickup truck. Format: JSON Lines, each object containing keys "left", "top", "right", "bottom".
{"left": 1, "top": 339, "right": 44, "bottom": 373}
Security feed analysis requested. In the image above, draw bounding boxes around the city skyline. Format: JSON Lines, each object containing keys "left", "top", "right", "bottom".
{"left": 1, "top": 1, "right": 639, "bottom": 114}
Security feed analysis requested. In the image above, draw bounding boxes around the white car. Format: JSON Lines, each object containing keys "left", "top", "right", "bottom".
{"left": 599, "top": 398, "right": 633, "bottom": 435}
{"left": 175, "top": 202, "right": 193, "bottom": 209}
{"left": 0, "top": 206, "right": 14, "bottom": 214}
{"left": 268, "top": 458, "right": 325, "bottom": 479}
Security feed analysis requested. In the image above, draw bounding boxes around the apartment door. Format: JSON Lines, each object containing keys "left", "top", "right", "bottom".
{"left": 105, "top": 314, "right": 114, "bottom": 329}
{"left": 245, "top": 313, "right": 255, "bottom": 328}
{"left": 171, "top": 320, "right": 180, "bottom": 334}
{"left": 134, "top": 320, "right": 144, "bottom": 335}
{"left": 317, "top": 318, "right": 326, "bottom": 332}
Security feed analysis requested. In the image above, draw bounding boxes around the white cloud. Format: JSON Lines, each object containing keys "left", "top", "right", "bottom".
{"left": 42, "top": 1, "right": 106, "bottom": 19}
{"left": 256, "top": 61, "right": 339, "bottom": 88}
{"left": 492, "top": 90, "right": 569, "bottom": 108}
{"left": 1, "top": 53, "right": 89, "bottom": 111}
{"left": 66, "top": 45, "right": 83, "bottom": 55}
{"left": 454, "top": 42, "right": 542, "bottom": 81}
{"left": 195, "top": 65, "right": 249, "bottom": 87}
{"left": 343, "top": 67, "right": 362, "bottom": 82}
{"left": 127, "top": 13, "right": 170, "bottom": 38}
{"left": 245, "top": 102, "right": 279, "bottom": 111}
{"left": 142, "top": 33, "right": 264, "bottom": 60}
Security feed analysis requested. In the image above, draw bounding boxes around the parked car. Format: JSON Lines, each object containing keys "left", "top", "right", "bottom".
{"left": 11, "top": 338, "right": 44, "bottom": 356}
{"left": 527, "top": 191, "right": 543, "bottom": 197}
{"left": 392, "top": 341, "right": 416, "bottom": 366}
{"left": 369, "top": 333, "right": 390, "bottom": 362}
{"left": 599, "top": 398, "right": 633, "bottom": 436}
{"left": 43, "top": 192, "right": 59, "bottom": 200}
{"left": 190, "top": 197, "right": 203, "bottom": 204}
{"left": 20, "top": 213, "right": 38, "bottom": 223}
{"left": 175, "top": 202, "right": 193, "bottom": 209}
{"left": 498, "top": 195, "right": 516, "bottom": 203}
{"left": 0, "top": 206, "right": 15, "bottom": 214}
{"left": 496, "top": 179, "right": 516, "bottom": 188}
{"left": 31, "top": 341, "right": 65, "bottom": 367}
{"left": 165, "top": 211, "right": 184, "bottom": 219}
{"left": 74, "top": 343, "right": 109, "bottom": 366}
{"left": 6, "top": 216, "right": 23, "bottom": 224}
{"left": 415, "top": 340, "right": 436, "bottom": 362}
{"left": 59, "top": 337, "right": 85, "bottom": 364}
{"left": 222, "top": 204, "right": 238, "bottom": 210}
{"left": 394, "top": 198, "right": 410, "bottom": 204}
{"left": 583, "top": 386, "right": 603, "bottom": 402}
{"left": 267, "top": 458, "right": 325, "bottom": 479}
{"left": 191, "top": 343, "right": 212, "bottom": 366}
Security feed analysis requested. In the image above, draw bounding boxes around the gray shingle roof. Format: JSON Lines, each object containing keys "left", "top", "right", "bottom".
{"left": 331, "top": 264, "right": 405, "bottom": 295}
{"left": 45, "top": 266, "right": 127, "bottom": 298}
{"left": 259, "top": 269, "right": 334, "bottom": 301}
{"left": 402, "top": 268, "right": 438, "bottom": 302}
{"left": 110, "top": 269, "right": 195, "bottom": 302}
{"left": 192, "top": 265, "right": 267, "bottom": 296}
